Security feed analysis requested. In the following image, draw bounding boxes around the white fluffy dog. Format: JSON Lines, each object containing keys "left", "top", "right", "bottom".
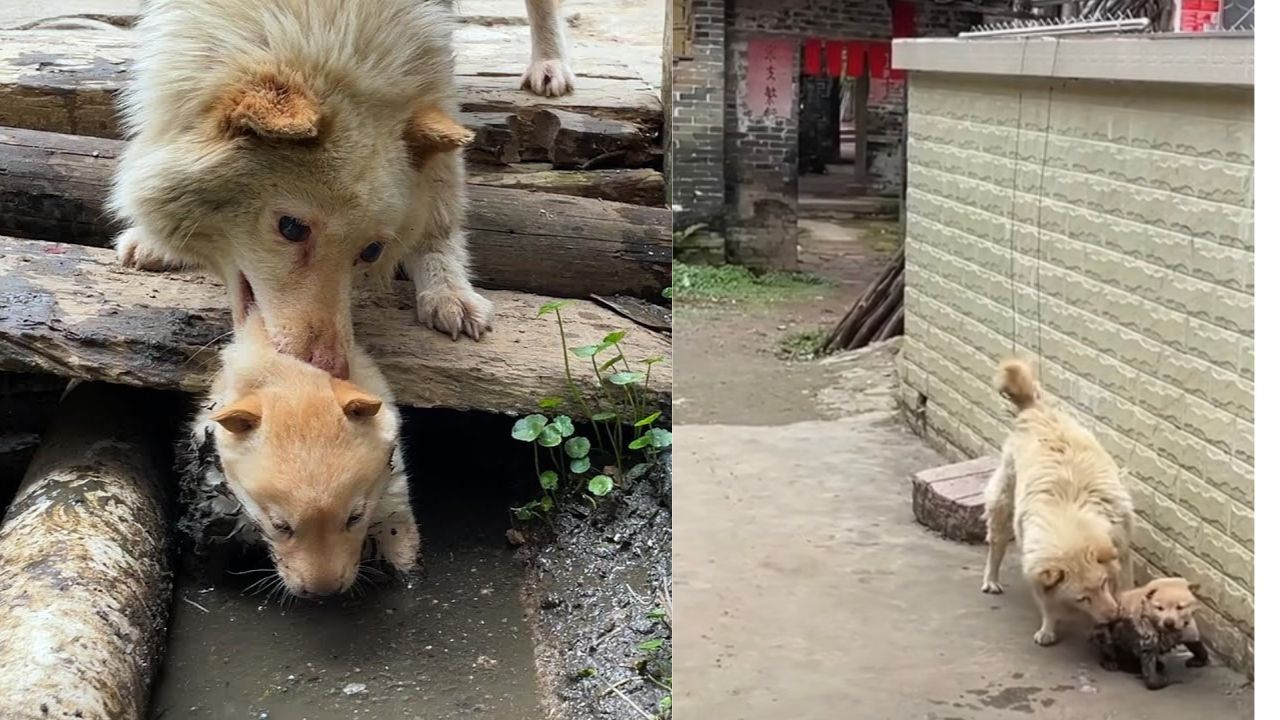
{"left": 981, "top": 358, "right": 1136, "bottom": 646}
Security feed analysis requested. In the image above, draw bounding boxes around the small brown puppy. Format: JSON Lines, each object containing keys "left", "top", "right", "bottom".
{"left": 188, "top": 312, "right": 420, "bottom": 599}
{"left": 1090, "top": 577, "right": 1209, "bottom": 690}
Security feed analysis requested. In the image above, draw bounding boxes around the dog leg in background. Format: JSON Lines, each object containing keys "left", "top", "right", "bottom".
{"left": 980, "top": 454, "right": 1016, "bottom": 594}
{"left": 1140, "top": 647, "right": 1170, "bottom": 690}
{"left": 407, "top": 231, "right": 495, "bottom": 341}
{"left": 115, "top": 226, "right": 197, "bottom": 272}
{"left": 522, "top": 0, "right": 575, "bottom": 97}
{"left": 1031, "top": 585, "right": 1061, "bottom": 646}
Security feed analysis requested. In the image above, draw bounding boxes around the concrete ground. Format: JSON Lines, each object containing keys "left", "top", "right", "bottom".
{"left": 672, "top": 231, "right": 1253, "bottom": 718}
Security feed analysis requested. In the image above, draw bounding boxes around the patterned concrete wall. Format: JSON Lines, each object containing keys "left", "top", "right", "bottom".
{"left": 898, "top": 73, "right": 1254, "bottom": 674}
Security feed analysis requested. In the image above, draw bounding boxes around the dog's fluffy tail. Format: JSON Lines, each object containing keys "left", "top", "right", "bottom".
{"left": 996, "top": 358, "right": 1039, "bottom": 411}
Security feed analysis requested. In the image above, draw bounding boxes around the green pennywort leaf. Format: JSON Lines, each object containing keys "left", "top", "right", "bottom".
{"left": 538, "top": 396, "right": 563, "bottom": 409}
{"left": 588, "top": 475, "right": 614, "bottom": 496}
{"left": 637, "top": 638, "right": 664, "bottom": 652}
{"left": 598, "top": 355, "right": 624, "bottom": 373}
{"left": 570, "top": 344, "right": 600, "bottom": 358}
{"left": 539, "top": 470, "right": 559, "bottom": 491}
{"left": 635, "top": 412, "right": 661, "bottom": 428}
{"left": 591, "top": 411, "right": 618, "bottom": 422}
{"left": 537, "top": 426, "right": 563, "bottom": 447}
{"left": 607, "top": 371, "right": 644, "bottom": 386}
{"left": 565, "top": 436, "right": 591, "bottom": 459}
{"left": 648, "top": 428, "right": 673, "bottom": 448}
{"left": 628, "top": 434, "right": 653, "bottom": 450}
{"left": 552, "top": 415, "right": 574, "bottom": 437}
{"left": 601, "top": 330, "right": 627, "bottom": 346}
{"left": 537, "top": 300, "right": 570, "bottom": 317}
{"left": 512, "top": 414, "right": 548, "bottom": 442}
{"left": 570, "top": 457, "right": 591, "bottom": 474}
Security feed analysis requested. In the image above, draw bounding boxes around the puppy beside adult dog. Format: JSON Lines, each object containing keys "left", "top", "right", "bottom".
{"left": 110, "top": 0, "right": 576, "bottom": 378}
{"left": 981, "top": 358, "right": 1137, "bottom": 646}
{"left": 1090, "top": 577, "right": 1210, "bottom": 690}
{"left": 186, "top": 312, "right": 420, "bottom": 599}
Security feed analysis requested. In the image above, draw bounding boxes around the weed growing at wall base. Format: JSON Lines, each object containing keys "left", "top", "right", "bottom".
{"left": 509, "top": 299, "right": 671, "bottom": 522}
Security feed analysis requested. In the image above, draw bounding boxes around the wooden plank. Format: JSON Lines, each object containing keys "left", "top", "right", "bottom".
{"left": 468, "top": 168, "right": 665, "bottom": 206}
{"left": 0, "top": 126, "right": 672, "bottom": 300}
{"left": 0, "top": 29, "right": 662, "bottom": 140}
{"left": 0, "top": 237, "right": 672, "bottom": 418}
{"left": 462, "top": 109, "right": 657, "bottom": 169}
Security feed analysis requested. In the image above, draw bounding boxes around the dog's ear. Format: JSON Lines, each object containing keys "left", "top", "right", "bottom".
{"left": 404, "top": 106, "right": 474, "bottom": 167}
{"left": 1145, "top": 586, "right": 1160, "bottom": 601}
{"left": 1037, "top": 568, "right": 1064, "bottom": 590}
{"left": 219, "top": 70, "right": 321, "bottom": 140}
{"left": 1187, "top": 582, "right": 1200, "bottom": 595}
{"left": 212, "top": 394, "right": 263, "bottom": 434}
{"left": 330, "top": 377, "right": 383, "bottom": 419}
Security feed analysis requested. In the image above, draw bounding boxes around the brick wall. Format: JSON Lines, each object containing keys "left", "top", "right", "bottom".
{"left": 898, "top": 73, "right": 1254, "bottom": 673}
{"left": 671, "top": 0, "right": 979, "bottom": 266}
{"left": 671, "top": 0, "right": 727, "bottom": 232}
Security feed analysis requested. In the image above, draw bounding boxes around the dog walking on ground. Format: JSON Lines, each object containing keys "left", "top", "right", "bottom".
{"left": 981, "top": 358, "right": 1137, "bottom": 646}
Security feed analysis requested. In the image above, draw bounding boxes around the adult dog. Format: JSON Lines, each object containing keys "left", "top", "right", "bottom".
{"left": 109, "top": 0, "right": 574, "bottom": 377}
{"left": 981, "top": 358, "right": 1136, "bottom": 646}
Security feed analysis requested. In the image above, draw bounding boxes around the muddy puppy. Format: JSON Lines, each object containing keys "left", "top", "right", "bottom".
{"left": 981, "top": 358, "right": 1137, "bottom": 646}
{"left": 111, "top": 0, "right": 494, "bottom": 379}
{"left": 185, "top": 313, "right": 420, "bottom": 598}
{"left": 1090, "top": 577, "right": 1210, "bottom": 690}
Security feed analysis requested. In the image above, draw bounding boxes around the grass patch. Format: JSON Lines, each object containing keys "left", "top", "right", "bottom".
{"left": 672, "top": 261, "right": 834, "bottom": 304}
{"left": 777, "top": 327, "right": 828, "bottom": 361}
{"left": 866, "top": 223, "right": 903, "bottom": 254}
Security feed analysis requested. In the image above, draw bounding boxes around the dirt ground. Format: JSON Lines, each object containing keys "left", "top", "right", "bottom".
{"left": 672, "top": 218, "right": 1254, "bottom": 719}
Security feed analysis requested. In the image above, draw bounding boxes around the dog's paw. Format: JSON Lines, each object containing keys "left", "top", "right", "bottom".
{"left": 981, "top": 580, "right": 1004, "bottom": 594}
{"left": 1185, "top": 656, "right": 1208, "bottom": 669}
{"left": 115, "top": 227, "right": 188, "bottom": 272}
{"left": 1033, "top": 629, "right": 1058, "bottom": 646}
{"left": 416, "top": 287, "right": 495, "bottom": 341}
{"left": 380, "top": 521, "right": 421, "bottom": 573}
{"left": 521, "top": 58, "right": 575, "bottom": 97}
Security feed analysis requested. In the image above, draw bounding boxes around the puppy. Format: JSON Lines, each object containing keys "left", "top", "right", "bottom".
{"left": 110, "top": 0, "right": 493, "bottom": 379}
{"left": 981, "top": 358, "right": 1137, "bottom": 646}
{"left": 1090, "top": 577, "right": 1210, "bottom": 690}
{"left": 183, "top": 312, "right": 420, "bottom": 598}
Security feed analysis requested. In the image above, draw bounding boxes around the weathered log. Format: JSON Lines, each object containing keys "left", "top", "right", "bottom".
{"left": 0, "top": 126, "right": 672, "bottom": 300}
{"left": 872, "top": 301, "right": 905, "bottom": 344}
{"left": 0, "top": 237, "right": 672, "bottom": 418}
{"left": 822, "top": 245, "right": 904, "bottom": 353}
{"left": 849, "top": 273, "right": 905, "bottom": 350}
{"left": 0, "top": 28, "right": 662, "bottom": 141}
{"left": 0, "top": 382, "right": 175, "bottom": 720}
{"left": 468, "top": 168, "right": 665, "bottom": 206}
{"left": 463, "top": 109, "right": 657, "bottom": 169}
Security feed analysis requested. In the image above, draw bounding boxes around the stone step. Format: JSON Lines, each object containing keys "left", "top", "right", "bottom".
{"left": 911, "top": 456, "right": 998, "bottom": 544}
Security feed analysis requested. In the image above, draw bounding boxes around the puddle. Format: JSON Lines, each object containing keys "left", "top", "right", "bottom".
{"left": 148, "top": 409, "right": 544, "bottom": 720}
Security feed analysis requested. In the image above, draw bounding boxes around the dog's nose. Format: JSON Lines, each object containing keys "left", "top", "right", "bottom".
{"left": 1163, "top": 619, "right": 1178, "bottom": 631}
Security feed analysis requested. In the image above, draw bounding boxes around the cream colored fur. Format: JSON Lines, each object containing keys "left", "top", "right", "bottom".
{"left": 981, "top": 358, "right": 1137, "bottom": 646}
{"left": 109, "top": 0, "right": 502, "bottom": 379}
{"left": 198, "top": 313, "right": 420, "bottom": 598}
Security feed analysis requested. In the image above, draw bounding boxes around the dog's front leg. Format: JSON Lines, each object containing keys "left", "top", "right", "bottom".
{"left": 407, "top": 230, "right": 495, "bottom": 341}
{"left": 1140, "top": 648, "right": 1169, "bottom": 690}
{"left": 368, "top": 467, "right": 421, "bottom": 574}
{"left": 981, "top": 455, "right": 1015, "bottom": 594}
{"left": 115, "top": 225, "right": 199, "bottom": 272}
{"left": 1031, "top": 587, "right": 1060, "bottom": 646}
{"left": 521, "top": 0, "right": 575, "bottom": 97}
{"left": 1183, "top": 619, "right": 1210, "bottom": 668}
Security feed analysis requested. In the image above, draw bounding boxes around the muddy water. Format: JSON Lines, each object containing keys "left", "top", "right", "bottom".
{"left": 148, "top": 410, "right": 545, "bottom": 720}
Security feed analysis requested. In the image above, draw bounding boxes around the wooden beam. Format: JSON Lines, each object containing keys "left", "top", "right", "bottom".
{"left": 0, "top": 127, "right": 673, "bottom": 300}
{"left": 0, "top": 29, "right": 661, "bottom": 141}
{"left": 468, "top": 168, "right": 665, "bottom": 206}
{"left": 0, "top": 381, "right": 175, "bottom": 720}
{"left": 0, "top": 238, "right": 672, "bottom": 418}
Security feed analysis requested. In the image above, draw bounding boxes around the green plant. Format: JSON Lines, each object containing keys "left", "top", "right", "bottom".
{"left": 672, "top": 261, "right": 833, "bottom": 303}
{"left": 509, "top": 296, "right": 672, "bottom": 522}
{"left": 777, "top": 327, "right": 828, "bottom": 361}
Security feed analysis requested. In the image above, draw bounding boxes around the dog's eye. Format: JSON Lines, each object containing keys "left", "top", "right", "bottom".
{"left": 346, "top": 511, "right": 364, "bottom": 530}
{"left": 359, "top": 242, "right": 383, "bottom": 263}
{"left": 277, "top": 216, "right": 311, "bottom": 243}
{"left": 271, "top": 519, "right": 294, "bottom": 537}
{"left": 1078, "top": 596, "right": 1091, "bottom": 604}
